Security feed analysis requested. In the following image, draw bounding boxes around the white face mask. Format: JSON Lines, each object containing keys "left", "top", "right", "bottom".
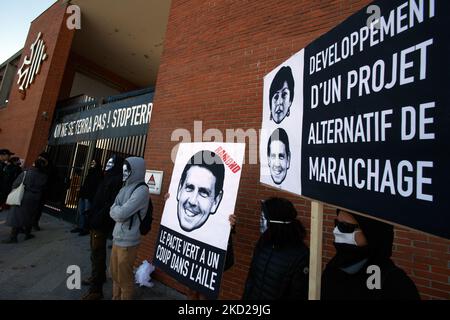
{"left": 123, "top": 164, "right": 131, "bottom": 182}
{"left": 105, "top": 158, "right": 114, "bottom": 171}
{"left": 333, "top": 226, "right": 358, "bottom": 246}
{"left": 260, "top": 211, "right": 268, "bottom": 234}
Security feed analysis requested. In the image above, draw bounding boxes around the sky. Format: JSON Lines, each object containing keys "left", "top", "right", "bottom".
{"left": 0, "top": 0, "right": 57, "bottom": 64}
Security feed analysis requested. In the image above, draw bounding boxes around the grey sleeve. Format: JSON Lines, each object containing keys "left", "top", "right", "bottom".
{"left": 110, "top": 186, "right": 148, "bottom": 222}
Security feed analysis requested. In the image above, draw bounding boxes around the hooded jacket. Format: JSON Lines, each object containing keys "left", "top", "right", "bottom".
{"left": 321, "top": 214, "right": 420, "bottom": 300}
{"left": 110, "top": 157, "right": 148, "bottom": 247}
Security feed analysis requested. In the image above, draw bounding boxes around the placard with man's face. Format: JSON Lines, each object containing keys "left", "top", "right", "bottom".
{"left": 154, "top": 143, "right": 245, "bottom": 299}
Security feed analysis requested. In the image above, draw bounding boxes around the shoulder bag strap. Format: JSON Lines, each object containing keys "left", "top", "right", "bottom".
{"left": 20, "top": 171, "right": 27, "bottom": 184}
{"left": 128, "top": 182, "right": 148, "bottom": 229}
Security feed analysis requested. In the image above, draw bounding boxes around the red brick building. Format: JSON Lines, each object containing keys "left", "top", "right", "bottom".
{"left": 0, "top": 0, "right": 448, "bottom": 300}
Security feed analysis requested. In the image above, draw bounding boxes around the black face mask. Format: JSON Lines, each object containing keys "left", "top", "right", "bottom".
{"left": 332, "top": 243, "right": 370, "bottom": 269}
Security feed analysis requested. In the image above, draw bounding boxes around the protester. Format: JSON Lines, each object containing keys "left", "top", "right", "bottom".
{"left": 242, "top": 197, "right": 309, "bottom": 300}
{"left": 0, "top": 154, "right": 22, "bottom": 212}
{"left": 2, "top": 156, "right": 48, "bottom": 243}
{"left": 71, "top": 159, "right": 103, "bottom": 235}
{"left": 321, "top": 209, "right": 420, "bottom": 300}
{"left": 2, "top": 157, "right": 23, "bottom": 213}
{"left": 109, "top": 157, "right": 149, "bottom": 300}
{"left": 0, "top": 149, "right": 16, "bottom": 211}
{"left": 81, "top": 155, "right": 124, "bottom": 300}
{"left": 33, "top": 152, "right": 55, "bottom": 231}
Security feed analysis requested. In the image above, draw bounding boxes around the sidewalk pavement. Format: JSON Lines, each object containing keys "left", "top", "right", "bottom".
{"left": 0, "top": 210, "right": 186, "bottom": 300}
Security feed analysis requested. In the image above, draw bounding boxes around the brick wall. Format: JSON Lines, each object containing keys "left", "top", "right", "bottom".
{"left": 0, "top": 3, "right": 74, "bottom": 166}
{"left": 141, "top": 0, "right": 449, "bottom": 300}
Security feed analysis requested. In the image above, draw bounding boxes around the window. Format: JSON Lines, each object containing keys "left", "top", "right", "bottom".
{"left": 0, "top": 51, "right": 22, "bottom": 107}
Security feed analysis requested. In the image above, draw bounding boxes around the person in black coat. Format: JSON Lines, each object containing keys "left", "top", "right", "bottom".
{"left": 8, "top": 157, "right": 23, "bottom": 181}
{"left": 2, "top": 157, "right": 48, "bottom": 243}
{"left": 0, "top": 155, "right": 22, "bottom": 212}
{"left": 81, "top": 154, "right": 124, "bottom": 300}
{"left": 321, "top": 209, "right": 420, "bottom": 300}
{"left": 71, "top": 159, "right": 103, "bottom": 235}
{"left": 242, "top": 197, "right": 309, "bottom": 300}
{"left": 33, "top": 152, "right": 57, "bottom": 231}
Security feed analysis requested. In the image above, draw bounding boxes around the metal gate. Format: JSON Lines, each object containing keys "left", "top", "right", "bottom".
{"left": 44, "top": 88, "right": 152, "bottom": 220}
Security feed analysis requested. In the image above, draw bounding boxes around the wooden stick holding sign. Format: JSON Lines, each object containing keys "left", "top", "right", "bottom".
{"left": 308, "top": 200, "right": 323, "bottom": 300}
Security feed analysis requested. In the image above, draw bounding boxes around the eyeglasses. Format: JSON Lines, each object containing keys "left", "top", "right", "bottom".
{"left": 334, "top": 219, "right": 359, "bottom": 233}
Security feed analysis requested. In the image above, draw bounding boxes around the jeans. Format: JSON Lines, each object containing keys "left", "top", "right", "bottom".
{"left": 77, "top": 198, "right": 91, "bottom": 229}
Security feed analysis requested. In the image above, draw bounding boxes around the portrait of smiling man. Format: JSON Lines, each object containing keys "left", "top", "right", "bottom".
{"left": 267, "top": 128, "right": 291, "bottom": 185}
{"left": 176, "top": 150, "right": 225, "bottom": 232}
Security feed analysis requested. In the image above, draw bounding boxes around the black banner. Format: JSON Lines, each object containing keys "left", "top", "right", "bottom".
{"left": 48, "top": 92, "right": 153, "bottom": 145}
{"left": 154, "top": 225, "right": 226, "bottom": 300}
{"left": 301, "top": 0, "right": 449, "bottom": 238}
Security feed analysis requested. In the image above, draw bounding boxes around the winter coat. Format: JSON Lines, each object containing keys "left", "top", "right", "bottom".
{"left": 321, "top": 214, "right": 420, "bottom": 300}
{"left": 79, "top": 165, "right": 103, "bottom": 201}
{"left": 0, "top": 161, "right": 6, "bottom": 202}
{"left": 242, "top": 240, "right": 309, "bottom": 300}
{"left": 6, "top": 167, "right": 48, "bottom": 228}
{"left": 88, "top": 157, "right": 124, "bottom": 233}
{"left": 40, "top": 162, "right": 60, "bottom": 203}
{"left": 110, "top": 157, "right": 148, "bottom": 247}
{"left": 321, "top": 257, "right": 420, "bottom": 300}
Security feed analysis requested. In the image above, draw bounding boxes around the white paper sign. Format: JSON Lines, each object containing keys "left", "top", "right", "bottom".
{"left": 260, "top": 50, "right": 304, "bottom": 195}
{"left": 145, "top": 170, "right": 163, "bottom": 195}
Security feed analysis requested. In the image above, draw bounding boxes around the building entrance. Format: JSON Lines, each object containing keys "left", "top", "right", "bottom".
{"left": 44, "top": 89, "right": 152, "bottom": 221}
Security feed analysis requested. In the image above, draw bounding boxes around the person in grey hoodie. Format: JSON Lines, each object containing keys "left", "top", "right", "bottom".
{"left": 109, "top": 156, "right": 149, "bottom": 300}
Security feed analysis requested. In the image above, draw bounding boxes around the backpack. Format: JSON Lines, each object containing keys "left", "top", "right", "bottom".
{"left": 128, "top": 182, "right": 153, "bottom": 235}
